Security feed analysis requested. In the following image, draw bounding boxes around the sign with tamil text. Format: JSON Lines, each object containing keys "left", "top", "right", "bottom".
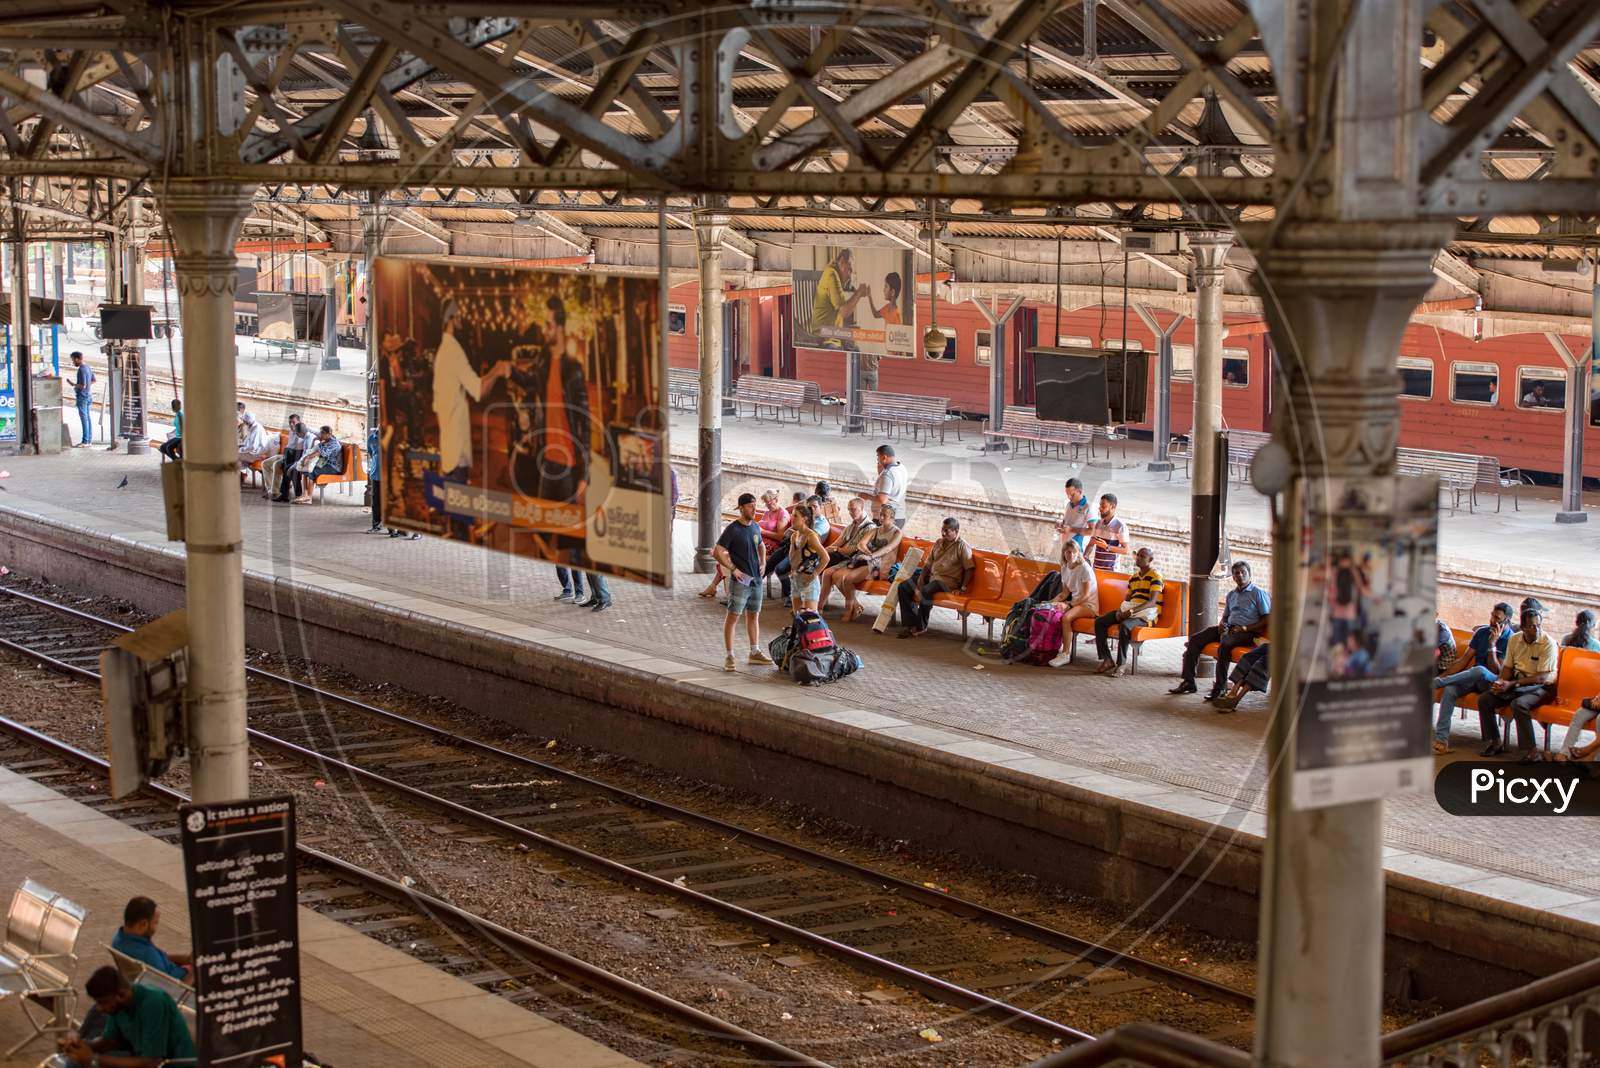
{"left": 179, "top": 795, "right": 302, "bottom": 1068}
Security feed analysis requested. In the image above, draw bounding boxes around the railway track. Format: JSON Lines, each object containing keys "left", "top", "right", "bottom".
{"left": 0, "top": 582, "right": 1256, "bottom": 1049}
{"left": 0, "top": 716, "right": 823, "bottom": 1067}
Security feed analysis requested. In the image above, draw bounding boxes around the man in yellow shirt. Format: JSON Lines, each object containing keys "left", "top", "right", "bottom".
{"left": 1093, "top": 547, "right": 1163, "bottom": 677}
{"left": 806, "top": 249, "right": 870, "bottom": 340}
{"left": 1478, "top": 607, "right": 1559, "bottom": 758}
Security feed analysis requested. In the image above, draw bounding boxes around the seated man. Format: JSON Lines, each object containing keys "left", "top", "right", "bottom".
{"left": 58, "top": 966, "right": 194, "bottom": 1068}
{"left": 821, "top": 503, "right": 902, "bottom": 624}
{"left": 896, "top": 516, "right": 974, "bottom": 639}
{"left": 266, "top": 416, "right": 313, "bottom": 501}
{"left": 111, "top": 896, "right": 191, "bottom": 982}
{"left": 1170, "top": 561, "right": 1270, "bottom": 699}
{"left": 1478, "top": 607, "right": 1558, "bottom": 758}
{"left": 1211, "top": 642, "right": 1271, "bottom": 712}
{"left": 1091, "top": 547, "right": 1162, "bottom": 677}
{"left": 290, "top": 426, "right": 344, "bottom": 504}
{"left": 235, "top": 412, "right": 276, "bottom": 481}
{"left": 825, "top": 497, "right": 877, "bottom": 570}
{"left": 1432, "top": 601, "right": 1512, "bottom": 754}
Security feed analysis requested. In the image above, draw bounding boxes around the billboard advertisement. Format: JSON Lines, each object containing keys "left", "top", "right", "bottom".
{"left": 373, "top": 258, "right": 671, "bottom": 586}
{"left": 1292, "top": 475, "right": 1438, "bottom": 810}
{"left": 257, "top": 292, "right": 327, "bottom": 341}
{"left": 791, "top": 244, "right": 915, "bottom": 356}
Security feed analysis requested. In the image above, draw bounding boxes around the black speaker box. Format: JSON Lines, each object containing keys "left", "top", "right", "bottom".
{"left": 1033, "top": 347, "right": 1148, "bottom": 425}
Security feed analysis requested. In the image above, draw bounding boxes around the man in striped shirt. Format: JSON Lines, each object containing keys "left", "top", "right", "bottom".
{"left": 1092, "top": 547, "right": 1163, "bottom": 675}
{"left": 1087, "top": 493, "right": 1130, "bottom": 571}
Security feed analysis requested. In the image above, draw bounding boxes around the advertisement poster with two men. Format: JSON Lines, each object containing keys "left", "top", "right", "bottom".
{"left": 791, "top": 245, "right": 916, "bottom": 356}
{"left": 373, "top": 258, "right": 672, "bottom": 586}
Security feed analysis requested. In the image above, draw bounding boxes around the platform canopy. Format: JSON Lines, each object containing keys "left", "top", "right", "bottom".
{"left": 0, "top": 1, "right": 1593, "bottom": 330}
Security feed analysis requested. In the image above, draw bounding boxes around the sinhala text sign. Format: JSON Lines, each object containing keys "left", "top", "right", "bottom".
{"left": 791, "top": 244, "right": 915, "bottom": 357}
{"left": 1292, "top": 475, "right": 1438, "bottom": 810}
{"left": 179, "top": 795, "right": 302, "bottom": 1068}
{"left": 373, "top": 258, "right": 671, "bottom": 586}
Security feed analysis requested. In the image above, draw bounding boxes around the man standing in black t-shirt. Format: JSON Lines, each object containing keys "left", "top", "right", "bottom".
{"left": 713, "top": 492, "right": 775, "bottom": 673}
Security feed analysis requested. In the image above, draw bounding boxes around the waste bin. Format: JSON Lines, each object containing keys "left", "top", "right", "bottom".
{"left": 32, "top": 373, "right": 64, "bottom": 453}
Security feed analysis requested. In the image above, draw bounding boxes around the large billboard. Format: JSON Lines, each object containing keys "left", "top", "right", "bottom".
{"left": 374, "top": 258, "right": 671, "bottom": 586}
{"left": 791, "top": 244, "right": 915, "bottom": 356}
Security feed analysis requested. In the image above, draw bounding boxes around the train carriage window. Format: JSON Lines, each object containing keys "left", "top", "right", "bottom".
{"left": 925, "top": 331, "right": 958, "bottom": 361}
{"left": 975, "top": 330, "right": 992, "bottom": 366}
{"left": 1222, "top": 347, "right": 1249, "bottom": 388}
{"left": 667, "top": 304, "right": 687, "bottom": 336}
{"left": 1397, "top": 357, "right": 1433, "bottom": 400}
{"left": 1450, "top": 361, "right": 1499, "bottom": 406}
{"left": 1514, "top": 367, "right": 1566, "bottom": 411}
{"left": 1170, "top": 343, "right": 1194, "bottom": 382}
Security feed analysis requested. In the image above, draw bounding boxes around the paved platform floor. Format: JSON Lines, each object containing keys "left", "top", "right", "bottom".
{"left": 1, "top": 449, "right": 1598, "bottom": 930}
{"left": 0, "top": 767, "right": 643, "bottom": 1068}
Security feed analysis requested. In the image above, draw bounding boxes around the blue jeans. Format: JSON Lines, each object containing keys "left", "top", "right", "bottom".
{"left": 556, "top": 567, "right": 585, "bottom": 598}
{"left": 75, "top": 393, "right": 92, "bottom": 444}
{"left": 1433, "top": 665, "right": 1497, "bottom": 743}
{"left": 586, "top": 572, "right": 610, "bottom": 605}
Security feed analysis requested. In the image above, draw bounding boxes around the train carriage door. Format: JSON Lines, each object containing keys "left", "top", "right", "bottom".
{"left": 776, "top": 294, "right": 796, "bottom": 380}
{"left": 1260, "top": 334, "right": 1275, "bottom": 428}
{"left": 1011, "top": 307, "right": 1038, "bottom": 404}
{"left": 722, "top": 299, "right": 742, "bottom": 389}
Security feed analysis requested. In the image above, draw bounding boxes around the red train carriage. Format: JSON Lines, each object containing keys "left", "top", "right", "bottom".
{"left": 666, "top": 282, "right": 1596, "bottom": 480}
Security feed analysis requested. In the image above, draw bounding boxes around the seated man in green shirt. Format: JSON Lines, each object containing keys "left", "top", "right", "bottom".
{"left": 59, "top": 966, "right": 195, "bottom": 1067}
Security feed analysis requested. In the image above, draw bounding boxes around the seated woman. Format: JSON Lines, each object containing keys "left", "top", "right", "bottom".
{"left": 1210, "top": 643, "right": 1270, "bottom": 712}
{"left": 1045, "top": 539, "right": 1099, "bottom": 669}
{"left": 819, "top": 502, "right": 902, "bottom": 623}
{"left": 700, "top": 488, "right": 791, "bottom": 600}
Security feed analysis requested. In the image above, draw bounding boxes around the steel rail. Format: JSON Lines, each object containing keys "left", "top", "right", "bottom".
{"left": 0, "top": 711, "right": 832, "bottom": 1068}
{"left": 0, "top": 597, "right": 1091, "bottom": 1046}
{"left": 0, "top": 583, "right": 1253, "bottom": 1011}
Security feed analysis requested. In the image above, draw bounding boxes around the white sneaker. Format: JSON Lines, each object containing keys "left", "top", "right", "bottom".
{"left": 748, "top": 648, "right": 774, "bottom": 665}
{"left": 555, "top": 591, "right": 574, "bottom": 603}
{"left": 1047, "top": 653, "right": 1072, "bottom": 668}
{"left": 724, "top": 654, "right": 737, "bottom": 672}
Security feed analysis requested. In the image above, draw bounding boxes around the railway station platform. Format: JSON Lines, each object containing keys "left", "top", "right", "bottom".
{"left": 2, "top": 447, "right": 1600, "bottom": 1005}
{"left": 0, "top": 766, "right": 644, "bottom": 1068}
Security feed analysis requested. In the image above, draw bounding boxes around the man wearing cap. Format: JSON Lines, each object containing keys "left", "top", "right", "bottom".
{"left": 712, "top": 493, "right": 775, "bottom": 672}
{"left": 858, "top": 444, "right": 907, "bottom": 528}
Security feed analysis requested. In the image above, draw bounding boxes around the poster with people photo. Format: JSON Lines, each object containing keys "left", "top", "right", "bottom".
{"left": 373, "top": 258, "right": 671, "bottom": 587}
{"left": 791, "top": 244, "right": 915, "bottom": 356}
{"left": 1292, "top": 475, "right": 1438, "bottom": 810}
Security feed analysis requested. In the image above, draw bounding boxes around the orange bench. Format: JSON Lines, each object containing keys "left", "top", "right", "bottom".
{"left": 1433, "top": 627, "right": 1483, "bottom": 714}
{"left": 1060, "top": 572, "right": 1190, "bottom": 674}
{"left": 1532, "top": 648, "right": 1600, "bottom": 749}
{"left": 241, "top": 428, "right": 292, "bottom": 488}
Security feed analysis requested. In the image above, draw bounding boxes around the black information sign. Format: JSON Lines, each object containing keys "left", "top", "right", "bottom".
{"left": 179, "top": 795, "right": 302, "bottom": 1068}
{"left": 113, "top": 344, "right": 146, "bottom": 442}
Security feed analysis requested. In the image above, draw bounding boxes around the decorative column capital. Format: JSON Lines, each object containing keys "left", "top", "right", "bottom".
{"left": 694, "top": 209, "right": 730, "bottom": 256}
{"left": 158, "top": 180, "right": 255, "bottom": 295}
{"left": 1187, "top": 230, "right": 1234, "bottom": 277}
{"left": 1243, "top": 221, "right": 1453, "bottom": 477}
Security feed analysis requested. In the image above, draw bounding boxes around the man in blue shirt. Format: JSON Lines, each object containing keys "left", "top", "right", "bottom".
{"left": 109, "top": 897, "right": 191, "bottom": 982}
{"left": 1432, "top": 601, "right": 1513, "bottom": 754}
{"left": 1171, "top": 561, "right": 1271, "bottom": 701}
{"left": 69, "top": 352, "right": 94, "bottom": 447}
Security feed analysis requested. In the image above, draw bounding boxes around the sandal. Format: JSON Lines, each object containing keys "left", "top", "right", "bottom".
{"left": 842, "top": 603, "right": 862, "bottom": 624}
{"left": 698, "top": 587, "right": 717, "bottom": 599}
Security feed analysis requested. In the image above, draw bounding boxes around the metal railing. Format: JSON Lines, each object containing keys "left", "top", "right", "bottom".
{"left": 1024, "top": 958, "right": 1600, "bottom": 1068}
{"left": 1381, "top": 958, "right": 1600, "bottom": 1068}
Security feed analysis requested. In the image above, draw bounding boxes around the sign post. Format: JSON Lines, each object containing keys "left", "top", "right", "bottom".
{"left": 179, "top": 795, "right": 303, "bottom": 1068}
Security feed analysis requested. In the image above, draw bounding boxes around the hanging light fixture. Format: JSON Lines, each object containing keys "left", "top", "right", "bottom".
{"left": 922, "top": 195, "right": 945, "bottom": 357}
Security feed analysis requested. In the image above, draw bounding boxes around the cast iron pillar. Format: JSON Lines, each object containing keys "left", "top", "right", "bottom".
{"left": 163, "top": 180, "right": 255, "bottom": 805}
{"left": 1187, "top": 231, "right": 1232, "bottom": 672}
{"left": 693, "top": 207, "right": 728, "bottom": 573}
{"left": 1249, "top": 220, "right": 1451, "bottom": 1068}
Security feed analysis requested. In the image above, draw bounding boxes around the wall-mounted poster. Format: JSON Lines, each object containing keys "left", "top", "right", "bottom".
{"left": 373, "top": 258, "right": 671, "bottom": 586}
{"left": 1292, "top": 475, "right": 1438, "bottom": 810}
{"left": 256, "top": 292, "right": 326, "bottom": 341}
{"left": 791, "top": 244, "right": 915, "bottom": 356}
